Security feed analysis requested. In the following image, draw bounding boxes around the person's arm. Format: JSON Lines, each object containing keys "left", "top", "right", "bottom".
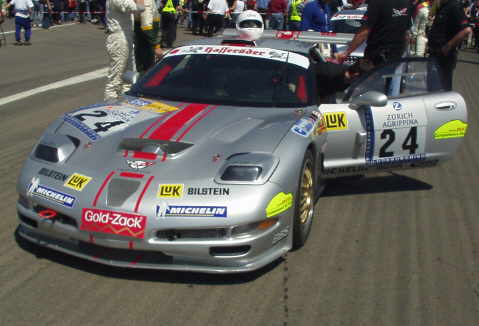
{"left": 335, "top": 25, "right": 369, "bottom": 61}
{"left": 442, "top": 2, "right": 473, "bottom": 55}
{"left": 442, "top": 26, "right": 472, "bottom": 54}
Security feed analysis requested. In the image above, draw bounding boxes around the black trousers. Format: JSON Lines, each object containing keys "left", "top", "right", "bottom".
{"left": 430, "top": 50, "right": 458, "bottom": 91}
{"left": 206, "top": 14, "right": 224, "bottom": 37}
{"left": 134, "top": 22, "right": 155, "bottom": 74}
{"left": 161, "top": 12, "right": 177, "bottom": 48}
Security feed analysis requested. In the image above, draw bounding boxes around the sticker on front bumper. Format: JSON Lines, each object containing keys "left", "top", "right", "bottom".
{"left": 156, "top": 205, "right": 227, "bottom": 218}
{"left": 27, "top": 177, "right": 76, "bottom": 208}
{"left": 81, "top": 208, "right": 147, "bottom": 239}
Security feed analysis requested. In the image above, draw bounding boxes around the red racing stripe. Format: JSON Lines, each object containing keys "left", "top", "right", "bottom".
{"left": 133, "top": 151, "right": 157, "bottom": 160}
{"left": 120, "top": 172, "right": 145, "bottom": 179}
{"left": 134, "top": 176, "right": 154, "bottom": 213}
{"left": 139, "top": 112, "right": 173, "bottom": 138}
{"left": 175, "top": 106, "right": 218, "bottom": 142}
{"left": 148, "top": 103, "right": 209, "bottom": 140}
{"left": 92, "top": 171, "right": 115, "bottom": 207}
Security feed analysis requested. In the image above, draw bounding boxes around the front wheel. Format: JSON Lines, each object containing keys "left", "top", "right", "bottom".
{"left": 292, "top": 150, "right": 316, "bottom": 249}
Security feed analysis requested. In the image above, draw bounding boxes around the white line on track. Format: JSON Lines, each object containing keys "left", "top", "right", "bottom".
{"left": 0, "top": 68, "right": 107, "bottom": 109}
{"left": 2, "top": 22, "right": 77, "bottom": 34}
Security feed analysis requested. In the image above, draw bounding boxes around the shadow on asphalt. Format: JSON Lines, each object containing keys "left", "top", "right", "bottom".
{"left": 14, "top": 229, "right": 283, "bottom": 284}
{"left": 322, "top": 172, "right": 432, "bottom": 197}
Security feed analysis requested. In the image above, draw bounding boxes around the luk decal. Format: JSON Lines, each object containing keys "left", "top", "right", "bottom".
{"left": 434, "top": 120, "right": 468, "bottom": 139}
{"left": 324, "top": 112, "right": 348, "bottom": 131}
{"left": 81, "top": 208, "right": 147, "bottom": 239}
{"left": 156, "top": 204, "right": 227, "bottom": 218}
{"left": 266, "top": 192, "right": 293, "bottom": 218}
{"left": 127, "top": 160, "right": 155, "bottom": 170}
{"left": 64, "top": 173, "right": 92, "bottom": 191}
{"left": 272, "top": 226, "right": 290, "bottom": 245}
{"left": 157, "top": 184, "right": 184, "bottom": 198}
{"left": 187, "top": 187, "right": 230, "bottom": 196}
{"left": 27, "top": 178, "right": 76, "bottom": 208}
{"left": 38, "top": 168, "right": 68, "bottom": 182}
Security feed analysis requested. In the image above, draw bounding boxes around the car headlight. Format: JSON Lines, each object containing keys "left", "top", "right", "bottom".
{"left": 215, "top": 153, "right": 279, "bottom": 185}
{"left": 221, "top": 166, "right": 262, "bottom": 182}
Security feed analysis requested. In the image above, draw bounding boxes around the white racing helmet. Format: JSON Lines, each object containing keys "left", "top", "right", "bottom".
{"left": 236, "top": 10, "right": 264, "bottom": 41}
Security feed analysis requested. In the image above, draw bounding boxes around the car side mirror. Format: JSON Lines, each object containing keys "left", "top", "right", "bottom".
{"left": 349, "top": 91, "right": 388, "bottom": 109}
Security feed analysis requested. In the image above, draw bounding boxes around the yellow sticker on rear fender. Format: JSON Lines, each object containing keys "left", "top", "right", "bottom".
{"left": 434, "top": 120, "right": 468, "bottom": 139}
{"left": 266, "top": 192, "right": 293, "bottom": 218}
{"left": 64, "top": 173, "right": 92, "bottom": 191}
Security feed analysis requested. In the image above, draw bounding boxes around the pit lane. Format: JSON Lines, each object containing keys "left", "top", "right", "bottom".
{"left": 1, "top": 22, "right": 479, "bottom": 325}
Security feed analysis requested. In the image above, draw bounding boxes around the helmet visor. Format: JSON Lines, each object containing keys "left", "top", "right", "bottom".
{"left": 239, "top": 20, "right": 263, "bottom": 28}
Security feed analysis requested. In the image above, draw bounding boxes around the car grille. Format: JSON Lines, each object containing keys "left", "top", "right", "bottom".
{"left": 78, "top": 242, "right": 173, "bottom": 264}
{"left": 157, "top": 228, "right": 228, "bottom": 241}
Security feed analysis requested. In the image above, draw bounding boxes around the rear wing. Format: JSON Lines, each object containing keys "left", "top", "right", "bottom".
{"left": 221, "top": 29, "right": 355, "bottom": 45}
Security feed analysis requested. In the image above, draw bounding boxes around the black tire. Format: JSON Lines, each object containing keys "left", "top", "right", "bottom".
{"left": 292, "top": 150, "right": 316, "bottom": 250}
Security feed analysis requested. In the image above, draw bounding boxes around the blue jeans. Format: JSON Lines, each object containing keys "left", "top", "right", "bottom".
{"left": 32, "top": 1, "right": 43, "bottom": 26}
{"left": 269, "top": 13, "right": 284, "bottom": 30}
{"left": 15, "top": 16, "right": 32, "bottom": 42}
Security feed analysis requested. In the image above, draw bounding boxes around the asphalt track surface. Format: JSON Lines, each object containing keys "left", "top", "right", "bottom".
{"left": 1, "top": 20, "right": 479, "bottom": 326}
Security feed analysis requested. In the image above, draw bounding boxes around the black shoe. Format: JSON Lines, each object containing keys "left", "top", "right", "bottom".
{"left": 24, "top": 41, "right": 31, "bottom": 45}
{"left": 14, "top": 41, "right": 23, "bottom": 45}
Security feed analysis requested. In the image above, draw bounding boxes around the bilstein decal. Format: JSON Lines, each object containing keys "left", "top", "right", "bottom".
{"left": 266, "top": 192, "right": 293, "bottom": 218}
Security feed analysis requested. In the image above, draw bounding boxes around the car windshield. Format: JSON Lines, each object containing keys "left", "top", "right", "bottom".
{"left": 129, "top": 50, "right": 314, "bottom": 107}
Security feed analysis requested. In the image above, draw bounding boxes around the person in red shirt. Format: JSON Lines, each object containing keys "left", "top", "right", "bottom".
{"left": 268, "top": 0, "right": 287, "bottom": 30}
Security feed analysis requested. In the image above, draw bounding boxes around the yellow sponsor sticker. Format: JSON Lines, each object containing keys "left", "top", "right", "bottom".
{"left": 157, "top": 184, "right": 184, "bottom": 198}
{"left": 324, "top": 112, "right": 348, "bottom": 131}
{"left": 141, "top": 102, "right": 179, "bottom": 114}
{"left": 266, "top": 192, "right": 293, "bottom": 218}
{"left": 64, "top": 173, "right": 92, "bottom": 191}
{"left": 434, "top": 120, "right": 468, "bottom": 139}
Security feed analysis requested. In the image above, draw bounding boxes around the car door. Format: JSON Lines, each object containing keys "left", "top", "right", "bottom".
{"left": 320, "top": 58, "right": 468, "bottom": 178}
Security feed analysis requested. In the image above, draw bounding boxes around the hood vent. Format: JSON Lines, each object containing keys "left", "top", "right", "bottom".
{"left": 119, "top": 138, "right": 193, "bottom": 156}
{"left": 107, "top": 178, "right": 141, "bottom": 207}
{"left": 34, "top": 134, "right": 79, "bottom": 163}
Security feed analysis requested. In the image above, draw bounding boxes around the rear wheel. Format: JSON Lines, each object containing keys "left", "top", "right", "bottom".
{"left": 292, "top": 151, "right": 316, "bottom": 249}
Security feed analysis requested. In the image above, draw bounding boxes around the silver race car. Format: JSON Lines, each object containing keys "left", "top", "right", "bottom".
{"left": 16, "top": 42, "right": 468, "bottom": 273}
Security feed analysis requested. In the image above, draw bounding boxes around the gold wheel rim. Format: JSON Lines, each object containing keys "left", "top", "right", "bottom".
{"left": 299, "top": 164, "right": 314, "bottom": 225}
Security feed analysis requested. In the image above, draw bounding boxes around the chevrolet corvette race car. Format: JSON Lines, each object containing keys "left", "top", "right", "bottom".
{"left": 16, "top": 42, "right": 468, "bottom": 273}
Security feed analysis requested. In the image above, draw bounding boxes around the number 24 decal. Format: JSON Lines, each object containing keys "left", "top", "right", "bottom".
{"left": 73, "top": 110, "right": 125, "bottom": 133}
{"left": 379, "top": 127, "right": 418, "bottom": 158}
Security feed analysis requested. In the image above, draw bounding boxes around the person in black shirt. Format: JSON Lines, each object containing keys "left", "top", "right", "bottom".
{"left": 335, "top": 0, "right": 413, "bottom": 66}
{"left": 428, "top": 0, "right": 472, "bottom": 91}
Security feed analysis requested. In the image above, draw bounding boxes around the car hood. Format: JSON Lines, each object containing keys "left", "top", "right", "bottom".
{"left": 52, "top": 97, "right": 301, "bottom": 180}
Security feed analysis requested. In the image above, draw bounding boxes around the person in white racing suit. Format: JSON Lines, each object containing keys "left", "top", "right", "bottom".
{"left": 410, "top": 0, "right": 429, "bottom": 56}
{"left": 235, "top": 9, "right": 264, "bottom": 40}
{"left": 104, "top": 0, "right": 145, "bottom": 101}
